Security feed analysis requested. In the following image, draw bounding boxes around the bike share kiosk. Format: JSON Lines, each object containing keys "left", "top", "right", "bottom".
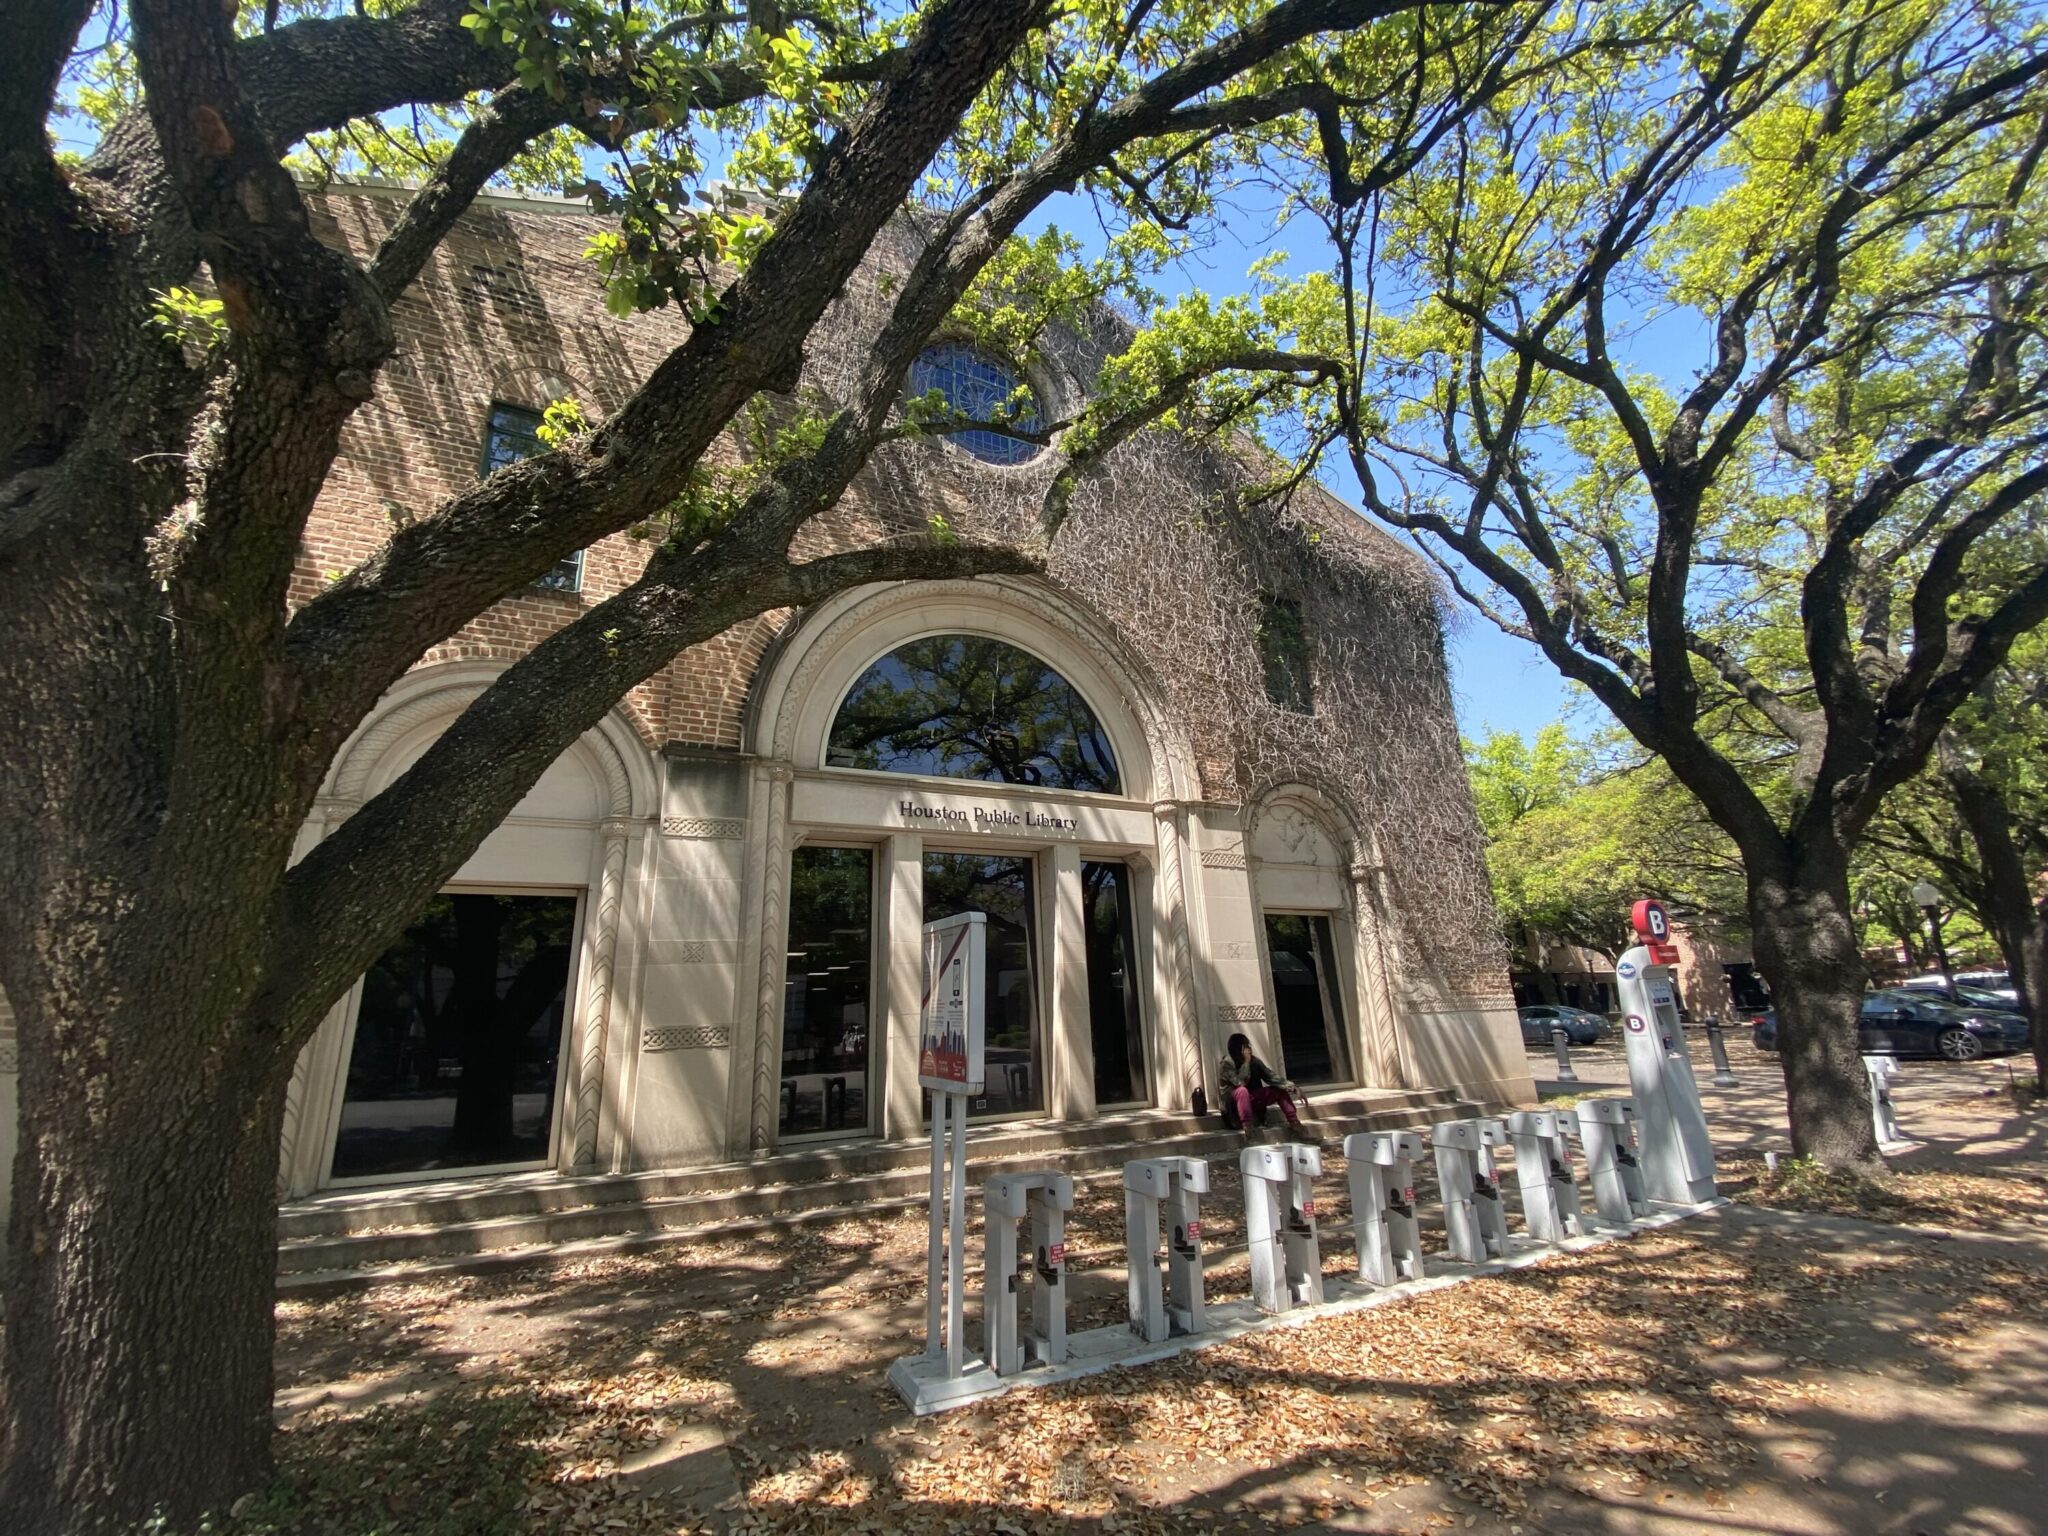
{"left": 889, "top": 913, "right": 991, "bottom": 1410}
{"left": 1616, "top": 900, "right": 1718, "bottom": 1205}
{"left": 1430, "top": 1117, "right": 1509, "bottom": 1263}
{"left": 1241, "top": 1143, "right": 1324, "bottom": 1313}
{"left": 1864, "top": 1054, "right": 1904, "bottom": 1144}
{"left": 983, "top": 1170, "right": 1073, "bottom": 1375}
{"left": 1505, "top": 1110, "right": 1585, "bottom": 1243}
{"left": 1575, "top": 1097, "right": 1649, "bottom": 1225}
{"left": 1344, "top": 1130, "right": 1426, "bottom": 1287}
{"left": 1123, "top": 1156, "right": 1209, "bottom": 1343}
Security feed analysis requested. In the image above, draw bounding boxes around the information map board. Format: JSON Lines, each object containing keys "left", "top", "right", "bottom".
{"left": 919, "top": 911, "right": 986, "bottom": 1094}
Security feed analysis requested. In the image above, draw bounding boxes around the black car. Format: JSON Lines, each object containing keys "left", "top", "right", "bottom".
{"left": 1750, "top": 989, "right": 2030, "bottom": 1061}
{"left": 1518, "top": 1005, "right": 1610, "bottom": 1047}
{"left": 1898, "top": 982, "right": 2028, "bottom": 1014}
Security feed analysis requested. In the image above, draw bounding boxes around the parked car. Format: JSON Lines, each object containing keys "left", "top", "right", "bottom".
{"left": 1750, "top": 988, "right": 2030, "bottom": 1061}
{"left": 1898, "top": 975, "right": 2023, "bottom": 1010}
{"left": 1518, "top": 1005, "right": 1610, "bottom": 1047}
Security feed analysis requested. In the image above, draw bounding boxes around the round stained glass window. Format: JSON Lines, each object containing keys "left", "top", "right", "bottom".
{"left": 906, "top": 343, "right": 1044, "bottom": 466}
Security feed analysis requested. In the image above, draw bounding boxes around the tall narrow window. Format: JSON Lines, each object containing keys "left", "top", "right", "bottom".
{"left": 781, "top": 847, "right": 873, "bottom": 1136}
{"left": 1083, "top": 861, "right": 1146, "bottom": 1105}
{"left": 924, "top": 851, "right": 1040, "bottom": 1116}
{"left": 1258, "top": 594, "right": 1313, "bottom": 713}
{"left": 481, "top": 401, "right": 584, "bottom": 595}
{"left": 333, "top": 893, "right": 577, "bottom": 1179}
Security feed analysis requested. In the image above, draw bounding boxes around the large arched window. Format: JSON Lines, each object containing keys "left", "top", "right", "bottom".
{"left": 826, "top": 635, "right": 1122, "bottom": 794}
{"left": 906, "top": 343, "right": 1044, "bottom": 465}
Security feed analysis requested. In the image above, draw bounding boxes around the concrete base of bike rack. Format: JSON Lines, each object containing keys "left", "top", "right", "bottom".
{"left": 887, "top": 1197, "right": 1727, "bottom": 1414}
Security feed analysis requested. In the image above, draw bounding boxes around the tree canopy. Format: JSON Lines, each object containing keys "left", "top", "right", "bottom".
{"left": 1138, "top": 0, "right": 2048, "bottom": 1164}
{"left": 1466, "top": 722, "right": 1750, "bottom": 957}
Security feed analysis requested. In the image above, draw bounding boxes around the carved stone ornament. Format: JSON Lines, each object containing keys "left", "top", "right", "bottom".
{"left": 642, "top": 1025, "right": 733, "bottom": 1052}
{"left": 662, "top": 816, "right": 748, "bottom": 840}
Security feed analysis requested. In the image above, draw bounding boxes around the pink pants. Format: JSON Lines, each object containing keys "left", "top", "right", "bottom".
{"left": 1232, "top": 1084, "right": 1299, "bottom": 1128}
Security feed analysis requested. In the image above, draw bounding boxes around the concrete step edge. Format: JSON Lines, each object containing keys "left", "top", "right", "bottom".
{"left": 279, "top": 1089, "right": 1461, "bottom": 1240}
{"left": 276, "top": 1101, "right": 1470, "bottom": 1273}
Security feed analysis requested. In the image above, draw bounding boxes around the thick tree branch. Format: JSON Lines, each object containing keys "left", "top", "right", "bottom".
{"left": 271, "top": 533, "right": 1035, "bottom": 1028}
{"left": 1685, "top": 629, "right": 1823, "bottom": 755}
{"left": 365, "top": 88, "right": 575, "bottom": 301}
{"left": 284, "top": 0, "right": 1055, "bottom": 754}
{"left": 1862, "top": 561, "right": 2048, "bottom": 825}
{"left": 2, "top": 0, "right": 94, "bottom": 161}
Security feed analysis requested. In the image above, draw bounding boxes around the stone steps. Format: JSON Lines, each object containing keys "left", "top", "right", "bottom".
{"left": 276, "top": 1087, "right": 1474, "bottom": 1280}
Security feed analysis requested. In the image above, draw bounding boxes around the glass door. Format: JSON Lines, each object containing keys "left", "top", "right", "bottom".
{"left": 1264, "top": 913, "right": 1352, "bottom": 1087}
{"left": 331, "top": 892, "right": 578, "bottom": 1181}
{"left": 923, "top": 851, "right": 1041, "bottom": 1116}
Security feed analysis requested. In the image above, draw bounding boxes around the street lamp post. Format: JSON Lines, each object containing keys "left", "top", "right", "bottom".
{"left": 1910, "top": 879, "right": 1957, "bottom": 1002}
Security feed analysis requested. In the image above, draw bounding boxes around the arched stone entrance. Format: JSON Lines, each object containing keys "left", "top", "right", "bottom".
{"left": 277, "top": 664, "right": 658, "bottom": 1197}
{"left": 728, "top": 578, "right": 1207, "bottom": 1149}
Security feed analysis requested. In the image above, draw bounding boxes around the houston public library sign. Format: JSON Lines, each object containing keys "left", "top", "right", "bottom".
{"left": 895, "top": 799, "right": 1080, "bottom": 835}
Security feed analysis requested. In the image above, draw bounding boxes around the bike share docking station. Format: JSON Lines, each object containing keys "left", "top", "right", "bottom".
{"left": 983, "top": 1171, "right": 1073, "bottom": 1374}
{"left": 1575, "top": 1097, "right": 1651, "bottom": 1225}
{"left": 1124, "top": 1156, "right": 1208, "bottom": 1343}
{"left": 1241, "top": 1142, "right": 1325, "bottom": 1313}
{"left": 1864, "top": 1054, "right": 1905, "bottom": 1145}
{"left": 1616, "top": 901, "right": 1719, "bottom": 1206}
{"left": 889, "top": 910, "right": 1724, "bottom": 1414}
{"left": 1431, "top": 1116, "right": 1510, "bottom": 1262}
{"left": 1505, "top": 1109, "right": 1586, "bottom": 1243}
{"left": 1345, "top": 1130, "right": 1425, "bottom": 1287}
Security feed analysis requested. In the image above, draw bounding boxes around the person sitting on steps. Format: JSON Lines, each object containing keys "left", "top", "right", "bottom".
{"left": 1218, "top": 1032, "right": 1302, "bottom": 1137}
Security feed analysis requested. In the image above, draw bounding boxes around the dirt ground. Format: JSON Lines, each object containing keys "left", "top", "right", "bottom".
{"left": 249, "top": 1045, "right": 2048, "bottom": 1536}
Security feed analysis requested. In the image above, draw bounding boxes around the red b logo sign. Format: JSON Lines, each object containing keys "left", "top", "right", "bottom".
{"left": 1631, "top": 899, "right": 1670, "bottom": 942}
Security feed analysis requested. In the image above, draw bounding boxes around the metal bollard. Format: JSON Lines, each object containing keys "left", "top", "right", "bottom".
{"left": 1344, "top": 1130, "right": 1426, "bottom": 1286}
{"left": 1429, "top": 1118, "right": 1509, "bottom": 1263}
{"left": 1506, "top": 1109, "right": 1586, "bottom": 1244}
{"left": 1574, "top": 1097, "right": 1649, "bottom": 1224}
{"left": 982, "top": 1171, "right": 1072, "bottom": 1376}
{"left": 1241, "top": 1143, "right": 1324, "bottom": 1313}
{"left": 1863, "top": 1054, "right": 1904, "bottom": 1144}
{"left": 1123, "top": 1156, "right": 1209, "bottom": 1343}
{"left": 1551, "top": 1026, "right": 1580, "bottom": 1083}
{"left": 1704, "top": 1016, "right": 1739, "bottom": 1087}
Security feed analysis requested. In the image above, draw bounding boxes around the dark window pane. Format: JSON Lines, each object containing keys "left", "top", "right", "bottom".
{"left": 782, "top": 847, "right": 873, "bottom": 1136}
{"left": 907, "top": 343, "right": 1043, "bottom": 465}
{"left": 1265, "top": 913, "right": 1351, "bottom": 1086}
{"left": 924, "top": 852, "right": 1039, "bottom": 1116}
{"left": 482, "top": 402, "right": 583, "bottom": 594}
{"left": 1083, "top": 861, "right": 1146, "bottom": 1105}
{"left": 1258, "top": 594, "right": 1313, "bottom": 713}
{"left": 333, "top": 893, "right": 576, "bottom": 1179}
{"left": 827, "top": 634, "right": 1121, "bottom": 794}
{"left": 482, "top": 402, "right": 544, "bottom": 474}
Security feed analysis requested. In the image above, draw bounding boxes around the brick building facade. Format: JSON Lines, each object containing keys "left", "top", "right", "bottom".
{"left": 0, "top": 185, "right": 1527, "bottom": 1223}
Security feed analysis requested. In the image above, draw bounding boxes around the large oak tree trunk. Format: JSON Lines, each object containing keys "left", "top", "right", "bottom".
{"left": 1941, "top": 758, "right": 2048, "bottom": 1084}
{"left": 0, "top": 508, "right": 305, "bottom": 1532}
{"left": 2020, "top": 913, "right": 2048, "bottom": 1089}
{"left": 1746, "top": 858, "right": 1883, "bottom": 1172}
{"left": 1, "top": 1024, "right": 291, "bottom": 1533}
